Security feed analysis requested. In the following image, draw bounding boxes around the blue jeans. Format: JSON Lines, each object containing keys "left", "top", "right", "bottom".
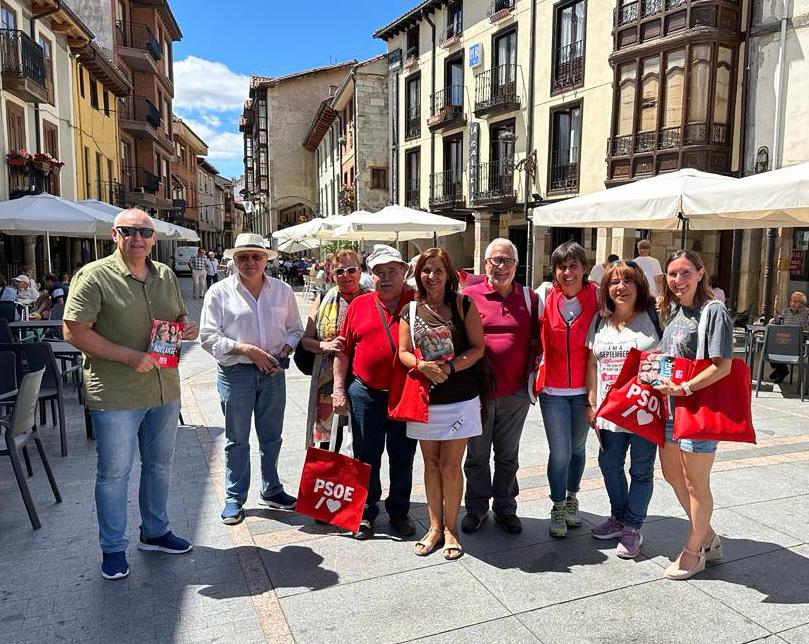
{"left": 598, "top": 430, "right": 657, "bottom": 529}
{"left": 92, "top": 399, "right": 180, "bottom": 553}
{"left": 217, "top": 364, "right": 286, "bottom": 505}
{"left": 348, "top": 378, "right": 417, "bottom": 521}
{"left": 539, "top": 392, "right": 590, "bottom": 503}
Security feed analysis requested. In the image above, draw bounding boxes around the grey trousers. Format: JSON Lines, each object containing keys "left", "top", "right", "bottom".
{"left": 463, "top": 390, "right": 531, "bottom": 516}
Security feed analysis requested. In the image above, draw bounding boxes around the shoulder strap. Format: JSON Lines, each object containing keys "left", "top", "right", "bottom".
{"left": 522, "top": 286, "right": 532, "bottom": 313}
{"left": 696, "top": 299, "right": 724, "bottom": 360}
{"left": 374, "top": 298, "right": 396, "bottom": 356}
{"left": 410, "top": 299, "right": 416, "bottom": 345}
{"left": 647, "top": 306, "right": 663, "bottom": 340}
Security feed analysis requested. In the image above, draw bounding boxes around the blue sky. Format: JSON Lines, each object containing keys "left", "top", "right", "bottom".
{"left": 171, "top": 0, "right": 416, "bottom": 178}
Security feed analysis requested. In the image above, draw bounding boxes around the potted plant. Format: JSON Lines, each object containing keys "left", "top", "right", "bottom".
{"left": 6, "top": 149, "right": 32, "bottom": 166}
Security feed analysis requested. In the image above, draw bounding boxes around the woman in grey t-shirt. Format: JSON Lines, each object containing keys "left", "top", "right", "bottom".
{"left": 654, "top": 250, "right": 733, "bottom": 582}
{"left": 585, "top": 260, "right": 659, "bottom": 560}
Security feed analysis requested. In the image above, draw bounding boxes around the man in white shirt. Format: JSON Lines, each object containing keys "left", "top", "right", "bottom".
{"left": 200, "top": 233, "right": 304, "bottom": 526}
{"left": 588, "top": 254, "right": 619, "bottom": 289}
{"left": 633, "top": 240, "right": 664, "bottom": 298}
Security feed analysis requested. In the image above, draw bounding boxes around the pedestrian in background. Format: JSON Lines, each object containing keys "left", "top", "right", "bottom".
{"left": 399, "top": 248, "right": 485, "bottom": 560}
{"left": 536, "top": 241, "right": 599, "bottom": 538}
{"left": 588, "top": 253, "right": 620, "bottom": 289}
{"left": 768, "top": 291, "right": 809, "bottom": 383}
{"left": 206, "top": 251, "right": 219, "bottom": 289}
{"left": 654, "top": 249, "right": 733, "bottom": 580}
{"left": 188, "top": 247, "right": 208, "bottom": 299}
{"left": 633, "top": 239, "right": 664, "bottom": 298}
{"left": 586, "top": 260, "right": 660, "bottom": 559}
{"left": 64, "top": 208, "right": 198, "bottom": 580}
{"left": 462, "top": 238, "right": 538, "bottom": 536}
{"left": 332, "top": 244, "right": 417, "bottom": 540}
{"left": 200, "top": 233, "right": 303, "bottom": 526}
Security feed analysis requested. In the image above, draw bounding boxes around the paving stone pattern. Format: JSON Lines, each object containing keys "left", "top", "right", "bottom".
{"left": 1, "top": 278, "right": 808, "bottom": 643}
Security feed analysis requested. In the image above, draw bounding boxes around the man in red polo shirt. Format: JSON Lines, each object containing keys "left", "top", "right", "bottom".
{"left": 462, "top": 238, "right": 539, "bottom": 535}
{"left": 333, "top": 244, "right": 417, "bottom": 540}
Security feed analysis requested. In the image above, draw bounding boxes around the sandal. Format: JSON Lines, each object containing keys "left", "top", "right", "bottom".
{"left": 664, "top": 547, "right": 706, "bottom": 580}
{"left": 442, "top": 529, "right": 464, "bottom": 561}
{"left": 414, "top": 528, "right": 444, "bottom": 556}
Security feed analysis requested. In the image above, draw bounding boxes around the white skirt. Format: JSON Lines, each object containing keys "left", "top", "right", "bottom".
{"left": 406, "top": 396, "right": 483, "bottom": 441}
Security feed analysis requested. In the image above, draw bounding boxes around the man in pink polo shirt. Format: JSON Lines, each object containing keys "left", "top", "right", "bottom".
{"left": 462, "top": 238, "right": 539, "bottom": 535}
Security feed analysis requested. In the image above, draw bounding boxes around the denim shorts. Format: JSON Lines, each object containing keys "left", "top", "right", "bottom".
{"left": 664, "top": 420, "right": 718, "bottom": 455}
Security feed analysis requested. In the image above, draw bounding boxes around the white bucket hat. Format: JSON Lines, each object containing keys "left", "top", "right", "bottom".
{"left": 366, "top": 244, "right": 407, "bottom": 271}
{"left": 223, "top": 233, "right": 278, "bottom": 260}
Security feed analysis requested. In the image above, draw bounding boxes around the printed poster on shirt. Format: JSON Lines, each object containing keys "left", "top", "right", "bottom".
{"left": 596, "top": 340, "right": 638, "bottom": 402}
{"left": 148, "top": 319, "right": 184, "bottom": 368}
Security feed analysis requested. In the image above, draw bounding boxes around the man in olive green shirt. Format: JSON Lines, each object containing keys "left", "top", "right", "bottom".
{"left": 64, "top": 208, "right": 199, "bottom": 580}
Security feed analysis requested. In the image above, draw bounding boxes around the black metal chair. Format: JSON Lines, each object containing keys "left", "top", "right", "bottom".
{"left": 1, "top": 367, "right": 62, "bottom": 530}
{"left": 0, "top": 301, "right": 16, "bottom": 323}
{"left": 0, "top": 318, "right": 14, "bottom": 344}
{"left": 0, "top": 342, "right": 82, "bottom": 457}
{"left": 755, "top": 325, "right": 806, "bottom": 401}
{"left": 733, "top": 308, "right": 751, "bottom": 328}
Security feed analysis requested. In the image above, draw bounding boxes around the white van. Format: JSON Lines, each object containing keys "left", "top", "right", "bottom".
{"left": 173, "top": 246, "right": 200, "bottom": 274}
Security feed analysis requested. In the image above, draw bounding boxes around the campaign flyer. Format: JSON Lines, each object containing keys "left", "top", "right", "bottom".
{"left": 148, "top": 319, "right": 184, "bottom": 368}
{"left": 638, "top": 351, "right": 690, "bottom": 385}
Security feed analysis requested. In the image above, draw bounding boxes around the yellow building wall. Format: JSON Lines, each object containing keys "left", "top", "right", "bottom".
{"left": 72, "top": 59, "right": 121, "bottom": 202}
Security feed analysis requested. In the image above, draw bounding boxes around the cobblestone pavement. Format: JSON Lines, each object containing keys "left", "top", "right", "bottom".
{"left": 1, "top": 277, "right": 808, "bottom": 643}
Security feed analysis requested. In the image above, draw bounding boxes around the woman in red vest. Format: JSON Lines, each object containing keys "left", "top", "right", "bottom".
{"left": 536, "top": 242, "right": 599, "bottom": 538}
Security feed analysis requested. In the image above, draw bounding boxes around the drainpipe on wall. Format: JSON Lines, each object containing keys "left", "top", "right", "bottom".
{"left": 30, "top": 1, "right": 62, "bottom": 156}
{"left": 523, "top": 0, "right": 538, "bottom": 287}
{"left": 761, "top": 0, "right": 790, "bottom": 318}
{"left": 351, "top": 67, "right": 359, "bottom": 211}
{"left": 729, "top": 0, "right": 756, "bottom": 311}
{"left": 424, "top": 11, "right": 436, "bottom": 209}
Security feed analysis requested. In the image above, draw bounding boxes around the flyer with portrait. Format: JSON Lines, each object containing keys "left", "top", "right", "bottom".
{"left": 148, "top": 319, "right": 184, "bottom": 368}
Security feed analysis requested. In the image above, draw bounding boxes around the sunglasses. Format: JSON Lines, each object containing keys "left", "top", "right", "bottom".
{"left": 115, "top": 226, "right": 155, "bottom": 239}
{"left": 486, "top": 257, "right": 516, "bottom": 267}
{"left": 334, "top": 267, "right": 359, "bottom": 277}
{"left": 609, "top": 259, "right": 639, "bottom": 269}
{"left": 235, "top": 253, "right": 267, "bottom": 262}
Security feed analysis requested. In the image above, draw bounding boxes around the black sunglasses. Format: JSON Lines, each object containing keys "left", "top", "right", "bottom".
{"left": 609, "top": 259, "right": 638, "bottom": 269}
{"left": 115, "top": 226, "right": 155, "bottom": 239}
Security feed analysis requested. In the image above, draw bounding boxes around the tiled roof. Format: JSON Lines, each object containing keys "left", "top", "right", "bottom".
{"left": 249, "top": 60, "right": 357, "bottom": 91}
{"left": 373, "top": 0, "right": 446, "bottom": 40}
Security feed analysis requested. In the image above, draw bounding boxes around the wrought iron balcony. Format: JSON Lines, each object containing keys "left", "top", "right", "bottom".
{"left": 549, "top": 149, "right": 580, "bottom": 193}
{"left": 552, "top": 40, "right": 584, "bottom": 93}
{"left": 429, "top": 170, "right": 464, "bottom": 210}
{"left": 122, "top": 165, "right": 160, "bottom": 194}
{"left": 405, "top": 181, "right": 421, "bottom": 209}
{"left": 0, "top": 29, "right": 47, "bottom": 103}
{"left": 114, "top": 21, "right": 161, "bottom": 61}
{"left": 120, "top": 95, "right": 162, "bottom": 132}
{"left": 488, "top": 0, "right": 515, "bottom": 23}
{"left": 439, "top": 21, "right": 462, "bottom": 48}
{"left": 471, "top": 160, "right": 516, "bottom": 205}
{"left": 474, "top": 65, "right": 521, "bottom": 117}
{"left": 428, "top": 86, "right": 465, "bottom": 131}
{"left": 405, "top": 104, "right": 421, "bottom": 140}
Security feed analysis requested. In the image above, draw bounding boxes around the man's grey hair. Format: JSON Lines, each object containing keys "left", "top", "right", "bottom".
{"left": 484, "top": 238, "right": 519, "bottom": 262}
{"left": 113, "top": 208, "right": 155, "bottom": 228}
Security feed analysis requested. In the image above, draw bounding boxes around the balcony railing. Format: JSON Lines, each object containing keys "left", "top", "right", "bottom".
{"left": 404, "top": 45, "right": 419, "bottom": 67}
{"left": 472, "top": 160, "right": 516, "bottom": 203}
{"left": 430, "top": 170, "right": 464, "bottom": 208}
{"left": 616, "top": 1, "right": 639, "bottom": 25}
{"left": 120, "top": 95, "right": 162, "bottom": 129}
{"left": 122, "top": 165, "right": 160, "bottom": 194}
{"left": 553, "top": 40, "right": 584, "bottom": 92}
{"left": 608, "top": 121, "right": 729, "bottom": 157}
{"left": 474, "top": 64, "right": 520, "bottom": 116}
{"left": 440, "top": 20, "right": 463, "bottom": 47}
{"left": 405, "top": 105, "right": 421, "bottom": 139}
{"left": 642, "top": 0, "right": 664, "bottom": 16}
{"left": 549, "top": 149, "right": 579, "bottom": 192}
{"left": 114, "top": 21, "right": 161, "bottom": 61}
{"left": 0, "top": 29, "right": 46, "bottom": 84}
{"left": 488, "top": 0, "right": 515, "bottom": 22}
{"left": 405, "top": 181, "right": 420, "bottom": 208}
{"left": 429, "top": 86, "right": 465, "bottom": 130}
{"left": 617, "top": 0, "right": 737, "bottom": 26}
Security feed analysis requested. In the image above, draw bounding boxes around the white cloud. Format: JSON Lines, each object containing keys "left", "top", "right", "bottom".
{"left": 174, "top": 55, "right": 249, "bottom": 111}
{"left": 173, "top": 55, "right": 248, "bottom": 177}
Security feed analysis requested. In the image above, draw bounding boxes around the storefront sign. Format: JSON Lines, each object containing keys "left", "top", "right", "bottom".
{"left": 388, "top": 49, "right": 402, "bottom": 71}
{"left": 469, "top": 122, "right": 479, "bottom": 198}
{"left": 790, "top": 249, "right": 806, "bottom": 279}
{"left": 469, "top": 44, "right": 482, "bottom": 68}
{"left": 391, "top": 77, "right": 399, "bottom": 203}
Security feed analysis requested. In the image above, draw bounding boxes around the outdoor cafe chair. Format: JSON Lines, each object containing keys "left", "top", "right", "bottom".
{"left": 0, "top": 301, "right": 16, "bottom": 323}
{"left": 0, "top": 319, "right": 14, "bottom": 344}
{"left": 0, "top": 342, "right": 83, "bottom": 457}
{"left": 755, "top": 325, "right": 806, "bottom": 401}
{"left": 1, "top": 367, "right": 62, "bottom": 530}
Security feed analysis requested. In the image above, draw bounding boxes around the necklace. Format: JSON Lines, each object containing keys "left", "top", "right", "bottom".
{"left": 423, "top": 300, "right": 451, "bottom": 324}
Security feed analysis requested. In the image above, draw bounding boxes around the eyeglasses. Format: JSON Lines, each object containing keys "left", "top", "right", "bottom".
{"left": 486, "top": 257, "right": 516, "bottom": 268}
{"left": 115, "top": 226, "right": 155, "bottom": 239}
{"left": 234, "top": 253, "right": 266, "bottom": 262}
{"left": 334, "top": 267, "right": 359, "bottom": 277}
{"left": 608, "top": 278, "right": 635, "bottom": 288}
